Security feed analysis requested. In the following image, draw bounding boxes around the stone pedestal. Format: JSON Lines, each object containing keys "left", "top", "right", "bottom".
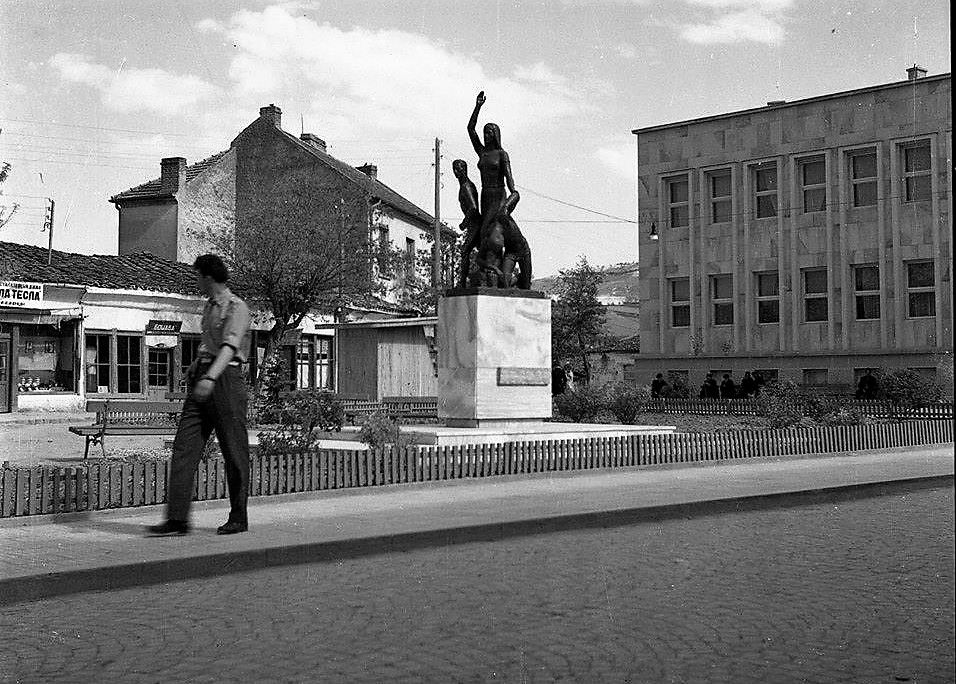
{"left": 437, "top": 288, "right": 551, "bottom": 427}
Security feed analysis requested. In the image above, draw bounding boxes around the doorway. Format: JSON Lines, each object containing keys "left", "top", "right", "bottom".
{"left": 0, "top": 335, "right": 10, "bottom": 412}
{"left": 147, "top": 347, "right": 172, "bottom": 399}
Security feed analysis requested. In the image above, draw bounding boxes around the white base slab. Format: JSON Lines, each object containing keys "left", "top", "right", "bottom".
{"left": 402, "top": 422, "right": 677, "bottom": 447}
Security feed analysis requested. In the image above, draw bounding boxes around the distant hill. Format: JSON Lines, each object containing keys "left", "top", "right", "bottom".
{"left": 532, "top": 261, "right": 639, "bottom": 304}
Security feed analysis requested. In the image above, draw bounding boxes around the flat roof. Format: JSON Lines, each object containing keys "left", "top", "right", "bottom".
{"left": 632, "top": 72, "right": 951, "bottom": 135}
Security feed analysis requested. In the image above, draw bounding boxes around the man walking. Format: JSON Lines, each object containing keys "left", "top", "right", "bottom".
{"left": 149, "top": 254, "right": 252, "bottom": 536}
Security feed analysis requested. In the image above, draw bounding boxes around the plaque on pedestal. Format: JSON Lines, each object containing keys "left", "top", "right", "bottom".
{"left": 437, "top": 288, "right": 551, "bottom": 427}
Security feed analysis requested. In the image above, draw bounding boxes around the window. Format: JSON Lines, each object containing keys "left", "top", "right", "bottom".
{"left": 667, "top": 177, "right": 689, "bottom": 227}
{"left": 405, "top": 237, "right": 416, "bottom": 269}
{"left": 116, "top": 335, "right": 142, "bottom": 394}
{"left": 315, "top": 336, "right": 333, "bottom": 389}
{"left": 906, "top": 261, "right": 936, "bottom": 318}
{"left": 754, "top": 164, "right": 777, "bottom": 218}
{"left": 710, "top": 172, "right": 732, "bottom": 223}
{"left": 378, "top": 225, "right": 390, "bottom": 251}
{"left": 147, "top": 349, "right": 171, "bottom": 390}
{"left": 711, "top": 274, "right": 733, "bottom": 325}
{"left": 802, "top": 368, "right": 828, "bottom": 385}
{"left": 854, "top": 265, "right": 880, "bottom": 320}
{"left": 84, "top": 333, "right": 110, "bottom": 393}
{"left": 15, "top": 322, "right": 78, "bottom": 395}
{"left": 755, "top": 272, "right": 779, "bottom": 324}
{"left": 622, "top": 364, "right": 637, "bottom": 383}
{"left": 902, "top": 141, "right": 931, "bottom": 202}
{"left": 803, "top": 269, "right": 828, "bottom": 322}
{"left": 670, "top": 278, "right": 690, "bottom": 328}
{"left": 850, "top": 150, "right": 877, "bottom": 207}
{"left": 294, "top": 335, "right": 335, "bottom": 390}
{"left": 801, "top": 158, "right": 826, "bottom": 212}
{"left": 179, "top": 336, "right": 201, "bottom": 390}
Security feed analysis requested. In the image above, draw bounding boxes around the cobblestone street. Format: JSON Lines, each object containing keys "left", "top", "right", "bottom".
{"left": 2, "top": 484, "right": 952, "bottom": 684}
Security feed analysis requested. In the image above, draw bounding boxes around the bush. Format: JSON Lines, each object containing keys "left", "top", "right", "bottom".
{"left": 359, "top": 411, "right": 415, "bottom": 450}
{"left": 553, "top": 384, "right": 608, "bottom": 423}
{"left": 606, "top": 383, "right": 651, "bottom": 424}
{"left": 875, "top": 368, "right": 943, "bottom": 416}
{"left": 255, "top": 390, "right": 344, "bottom": 457}
{"left": 665, "top": 372, "right": 690, "bottom": 399}
{"left": 817, "top": 404, "right": 868, "bottom": 426}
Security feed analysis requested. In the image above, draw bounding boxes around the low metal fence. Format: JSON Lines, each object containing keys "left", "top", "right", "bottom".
{"left": 1, "top": 419, "right": 951, "bottom": 518}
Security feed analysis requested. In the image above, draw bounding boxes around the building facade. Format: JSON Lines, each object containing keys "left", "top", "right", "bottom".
{"left": 632, "top": 68, "right": 952, "bottom": 391}
{"left": 110, "top": 104, "right": 451, "bottom": 304}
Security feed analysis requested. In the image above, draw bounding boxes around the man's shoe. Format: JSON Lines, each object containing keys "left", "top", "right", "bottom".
{"left": 217, "top": 521, "right": 248, "bottom": 535}
{"left": 147, "top": 520, "right": 189, "bottom": 536}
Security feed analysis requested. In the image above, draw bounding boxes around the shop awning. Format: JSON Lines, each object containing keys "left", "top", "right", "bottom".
{"left": 0, "top": 308, "right": 82, "bottom": 325}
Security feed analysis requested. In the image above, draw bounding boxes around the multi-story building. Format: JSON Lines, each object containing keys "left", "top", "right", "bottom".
{"left": 110, "top": 104, "right": 450, "bottom": 304}
{"left": 631, "top": 67, "right": 952, "bottom": 392}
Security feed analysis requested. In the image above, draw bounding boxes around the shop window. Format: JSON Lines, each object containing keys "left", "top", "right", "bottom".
{"left": 850, "top": 150, "right": 877, "bottom": 207}
{"left": 854, "top": 265, "right": 880, "bottom": 320}
{"left": 667, "top": 176, "right": 689, "bottom": 228}
{"left": 17, "top": 322, "right": 78, "bottom": 394}
{"left": 800, "top": 158, "right": 826, "bottom": 213}
{"left": 179, "top": 336, "right": 201, "bottom": 390}
{"left": 755, "top": 272, "right": 779, "bottom": 324}
{"left": 116, "top": 335, "right": 142, "bottom": 394}
{"left": 803, "top": 269, "right": 828, "bottom": 322}
{"left": 85, "top": 334, "right": 110, "bottom": 393}
{"left": 753, "top": 164, "right": 777, "bottom": 218}
{"left": 709, "top": 171, "right": 732, "bottom": 224}
{"left": 711, "top": 274, "right": 733, "bottom": 326}
{"left": 670, "top": 278, "right": 690, "bottom": 328}
{"left": 902, "top": 141, "right": 931, "bottom": 202}
{"left": 906, "top": 261, "right": 935, "bottom": 318}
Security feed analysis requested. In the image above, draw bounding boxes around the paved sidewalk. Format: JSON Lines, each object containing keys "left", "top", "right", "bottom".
{"left": 0, "top": 444, "right": 952, "bottom": 605}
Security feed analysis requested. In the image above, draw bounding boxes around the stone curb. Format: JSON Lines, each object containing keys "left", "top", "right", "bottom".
{"left": 1, "top": 473, "right": 950, "bottom": 606}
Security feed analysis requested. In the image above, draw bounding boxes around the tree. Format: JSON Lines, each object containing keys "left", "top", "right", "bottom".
{"left": 209, "top": 178, "right": 403, "bottom": 388}
{"left": 398, "top": 228, "right": 461, "bottom": 315}
{"left": 552, "top": 256, "right": 606, "bottom": 383}
{"left": 0, "top": 161, "right": 19, "bottom": 231}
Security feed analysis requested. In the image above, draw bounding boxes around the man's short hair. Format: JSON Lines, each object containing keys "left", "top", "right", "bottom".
{"left": 193, "top": 254, "right": 229, "bottom": 283}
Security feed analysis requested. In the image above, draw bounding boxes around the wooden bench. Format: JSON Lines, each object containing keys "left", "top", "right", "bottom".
{"left": 69, "top": 399, "right": 183, "bottom": 459}
{"left": 381, "top": 396, "right": 438, "bottom": 423}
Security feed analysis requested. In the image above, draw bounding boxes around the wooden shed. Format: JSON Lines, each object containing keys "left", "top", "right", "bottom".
{"left": 335, "top": 317, "right": 437, "bottom": 400}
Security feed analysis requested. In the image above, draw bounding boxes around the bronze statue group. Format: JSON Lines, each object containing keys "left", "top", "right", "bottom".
{"left": 454, "top": 91, "right": 532, "bottom": 290}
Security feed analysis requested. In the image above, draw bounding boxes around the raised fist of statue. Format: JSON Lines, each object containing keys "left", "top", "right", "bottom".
{"left": 476, "top": 91, "right": 486, "bottom": 107}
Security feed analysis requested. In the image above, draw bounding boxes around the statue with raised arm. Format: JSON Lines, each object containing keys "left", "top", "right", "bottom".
{"left": 462, "top": 90, "right": 532, "bottom": 289}
{"left": 453, "top": 159, "right": 483, "bottom": 288}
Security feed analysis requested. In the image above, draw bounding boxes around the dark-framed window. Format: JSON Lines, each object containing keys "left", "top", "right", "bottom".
{"left": 902, "top": 141, "right": 931, "bottom": 202}
{"left": 667, "top": 176, "right": 689, "bottom": 228}
{"left": 850, "top": 150, "right": 877, "bottom": 207}
{"left": 295, "top": 334, "right": 335, "bottom": 390}
{"left": 854, "top": 265, "right": 880, "bottom": 320}
{"left": 754, "top": 164, "right": 777, "bottom": 218}
{"left": 803, "top": 269, "right": 828, "bottom": 322}
{"left": 906, "top": 261, "right": 936, "bottom": 318}
{"left": 116, "top": 335, "right": 142, "bottom": 394}
{"left": 179, "top": 336, "right": 201, "bottom": 390}
{"left": 755, "top": 272, "right": 779, "bottom": 324}
{"left": 800, "top": 157, "right": 826, "bottom": 213}
{"left": 85, "top": 333, "right": 111, "bottom": 393}
{"left": 711, "top": 274, "right": 733, "bottom": 326}
{"left": 670, "top": 278, "right": 690, "bottom": 328}
{"left": 709, "top": 171, "right": 732, "bottom": 224}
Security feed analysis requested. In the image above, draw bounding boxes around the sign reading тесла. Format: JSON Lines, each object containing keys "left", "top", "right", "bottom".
{"left": 0, "top": 281, "right": 45, "bottom": 309}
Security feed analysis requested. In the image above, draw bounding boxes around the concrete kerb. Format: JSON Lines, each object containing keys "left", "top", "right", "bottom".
{"left": 0, "top": 457, "right": 951, "bottom": 606}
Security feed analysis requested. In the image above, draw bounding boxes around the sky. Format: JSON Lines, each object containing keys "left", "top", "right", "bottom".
{"left": 0, "top": 0, "right": 950, "bottom": 278}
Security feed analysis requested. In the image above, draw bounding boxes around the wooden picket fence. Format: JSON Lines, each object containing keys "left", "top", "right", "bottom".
{"left": 644, "top": 397, "right": 954, "bottom": 419}
{"left": 1, "top": 419, "right": 952, "bottom": 519}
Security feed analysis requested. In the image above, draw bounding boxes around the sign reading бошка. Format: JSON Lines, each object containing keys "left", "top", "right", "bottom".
{"left": 0, "top": 281, "right": 45, "bottom": 309}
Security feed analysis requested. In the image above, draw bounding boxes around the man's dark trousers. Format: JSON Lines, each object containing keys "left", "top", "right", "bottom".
{"left": 167, "top": 366, "right": 249, "bottom": 525}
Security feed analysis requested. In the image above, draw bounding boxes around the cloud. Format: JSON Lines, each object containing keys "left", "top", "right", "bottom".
{"left": 679, "top": 9, "right": 785, "bottom": 44}
{"left": 49, "top": 53, "right": 220, "bottom": 116}
{"left": 196, "top": 5, "right": 589, "bottom": 144}
{"left": 595, "top": 144, "right": 635, "bottom": 181}
{"left": 674, "top": 0, "right": 791, "bottom": 45}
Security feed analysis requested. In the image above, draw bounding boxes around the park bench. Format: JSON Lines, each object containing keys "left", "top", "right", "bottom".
{"left": 381, "top": 396, "right": 438, "bottom": 423}
{"left": 69, "top": 399, "right": 183, "bottom": 459}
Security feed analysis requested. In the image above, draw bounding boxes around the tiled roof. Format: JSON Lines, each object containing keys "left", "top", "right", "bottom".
{"left": 0, "top": 241, "right": 414, "bottom": 315}
{"left": 109, "top": 151, "right": 230, "bottom": 203}
{"left": 278, "top": 130, "right": 438, "bottom": 229}
{"left": 0, "top": 240, "right": 202, "bottom": 295}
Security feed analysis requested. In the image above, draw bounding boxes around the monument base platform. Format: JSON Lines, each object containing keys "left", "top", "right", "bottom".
{"left": 402, "top": 422, "right": 677, "bottom": 447}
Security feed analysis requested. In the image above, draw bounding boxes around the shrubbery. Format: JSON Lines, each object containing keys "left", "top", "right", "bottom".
{"left": 554, "top": 384, "right": 608, "bottom": 423}
{"left": 256, "top": 389, "right": 344, "bottom": 457}
{"left": 875, "top": 368, "right": 943, "bottom": 416}
{"left": 606, "top": 383, "right": 651, "bottom": 424}
{"left": 358, "top": 410, "right": 415, "bottom": 450}
{"left": 757, "top": 381, "right": 867, "bottom": 428}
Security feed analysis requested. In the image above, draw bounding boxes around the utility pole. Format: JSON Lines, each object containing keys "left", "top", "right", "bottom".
{"left": 433, "top": 137, "right": 441, "bottom": 289}
{"left": 43, "top": 198, "right": 54, "bottom": 265}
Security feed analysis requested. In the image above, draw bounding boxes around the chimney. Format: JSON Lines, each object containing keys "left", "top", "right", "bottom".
{"left": 300, "top": 133, "right": 327, "bottom": 152}
{"left": 906, "top": 64, "right": 927, "bottom": 81}
{"left": 160, "top": 157, "right": 187, "bottom": 194}
{"left": 259, "top": 104, "right": 282, "bottom": 128}
{"left": 357, "top": 163, "right": 377, "bottom": 180}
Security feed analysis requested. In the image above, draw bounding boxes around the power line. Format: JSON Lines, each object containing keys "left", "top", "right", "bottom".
{"left": 516, "top": 184, "right": 637, "bottom": 223}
